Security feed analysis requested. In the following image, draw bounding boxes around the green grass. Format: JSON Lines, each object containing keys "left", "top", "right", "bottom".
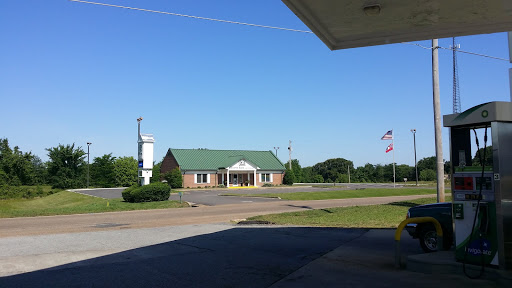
{"left": 0, "top": 191, "right": 189, "bottom": 218}
{"left": 248, "top": 197, "right": 451, "bottom": 228}
{"left": 221, "top": 188, "right": 443, "bottom": 201}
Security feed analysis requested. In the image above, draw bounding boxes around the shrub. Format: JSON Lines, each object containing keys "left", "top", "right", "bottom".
{"left": 262, "top": 183, "right": 272, "bottom": 187}
{"left": 163, "top": 167, "right": 183, "bottom": 188}
{"left": 122, "top": 183, "right": 171, "bottom": 203}
{"left": 218, "top": 184, "right": 225, "bottom": 188}
{"left": 0, "top": 185, "right": 57, "bottom": 200}
{"left": 419, "top": 169, "right": 436, "bottom": 181}
{"left": 283, "top": 169, "right": 295, "bottom": 185}
{"left": 121, "top": 185, "right": 138, "bottom": 203}
{"left": 313, "top": 175, "right": 324, "bottom": 183}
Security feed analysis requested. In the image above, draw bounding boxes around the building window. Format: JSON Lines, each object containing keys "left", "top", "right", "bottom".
{"left": 261, "top": 173, "right": 271, "bottom": 183}
{"left": 196, "top": 174, "right": 208, "bottom": 184}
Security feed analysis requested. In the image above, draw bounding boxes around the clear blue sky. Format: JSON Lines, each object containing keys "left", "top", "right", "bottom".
{"left": 1, "top": 0, "right": 510, "bottom": 168}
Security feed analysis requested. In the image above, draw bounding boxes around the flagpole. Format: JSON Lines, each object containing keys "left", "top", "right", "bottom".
{"left": 392, "top": 130, "right": 395, "bottom": 188}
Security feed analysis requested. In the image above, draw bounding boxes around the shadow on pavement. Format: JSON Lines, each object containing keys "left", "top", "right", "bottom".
{"left": 386, "top": 201, "right": 420, "bottom": 208}
{"left": 0, "top": 227, "right": 369, "bottom": 288}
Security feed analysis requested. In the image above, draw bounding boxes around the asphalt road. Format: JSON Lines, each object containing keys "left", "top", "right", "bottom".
{"left": 0, "top": 195, "right": 434, "bottom": 238}
{"left": 71, "top": 184, "right": 433, "bottom": 206}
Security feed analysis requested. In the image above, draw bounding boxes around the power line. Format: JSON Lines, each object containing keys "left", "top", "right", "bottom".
{"left": 68, "top": 0, "right": 313, "bottom": 34}
{"left": 439, "top": 46, "right": 510, "bottom": 62}
{"left": 402, "top": 42, "right": 510, "bottom": 62}
{"left": 69, "top": 0, "right": 510, "bottom": 62}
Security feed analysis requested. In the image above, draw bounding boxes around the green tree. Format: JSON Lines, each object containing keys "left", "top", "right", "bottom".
{"left": 90, "top": 153, "right": 116, "bottom": 188}
{"left": 46, "top": 144, "right": 86, "bottom": 189}
{"left": 151, "top": 161, "right": 162, "bottom": 183}
{"left": 301, "top": 166, "right": 316, "bottom": 183}
{"left": 336, "top": 173, "right": 349, "bottom": 183}
{"left": 374, "top": 164, "right": 385, "bottom": 182}
{"left": 0, "top": 138, "right": 36, "bottom": 185}
{"left": 417, "top": 156, "right": 436, "bottom": 172}
{"left": 313, "top": 174, "right": 324, "bottom": 183}
{"left": 164, "top": 167, "right": 183, "bottom": 188}
{"left": 383, "top": 164, "right": 395, "bottom": 182}
{"left": 312, "top": 158, "right": 353, "bottom": 183}
{"left": 282, "top": 168, "right": 295, "bottom": 185}
{"left": 113, "top": 156, "right": 138, "bottom": 187}
{"left": 419, "top": 169, "right": 436, "bottom": 181}
{"left": 31, "top": 156, "right": 48, "bottom": 185}
{"left": 472, "top": 146, "right": 493, "bottom": 167}
{"left": 395, "top": 164, "right": 413, "bottom": 182}
{"left": 444, "top": 161, "right": 451, "bottom": 174}
{"left": 354, "top": 163, "right": 376, "bottom": 183}
{"left": 283, "top": 159, "right": 303, "bottom": 182}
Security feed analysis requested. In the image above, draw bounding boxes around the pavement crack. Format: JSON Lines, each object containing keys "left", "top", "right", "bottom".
{"left": 173, "top": 241, "right": 214, "bottom": 252}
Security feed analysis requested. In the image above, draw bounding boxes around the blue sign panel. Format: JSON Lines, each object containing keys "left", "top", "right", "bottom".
{"left": 138, "top": 161, "right": 143, "bottom": 168}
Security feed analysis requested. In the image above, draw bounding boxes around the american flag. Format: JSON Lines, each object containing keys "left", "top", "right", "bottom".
{"left": 385, "top": 143, "right": 393, "bottom": 153}
{"left": 381, "top": 130, "right": 393, "bottom": 140}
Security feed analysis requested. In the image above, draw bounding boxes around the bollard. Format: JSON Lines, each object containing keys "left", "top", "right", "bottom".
{"left": 394, "top": 217, "right": 443, "bottom": 269}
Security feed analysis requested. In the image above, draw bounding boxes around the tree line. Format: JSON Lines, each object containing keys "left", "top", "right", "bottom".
{"left": 283, "top": 148, "right": 491, "bottom": 184}
{"left": 1, "top": 137, "right": 492, "bottom": 189}
{"left": 0, "top": 138, "right": 142, "bottom": 189}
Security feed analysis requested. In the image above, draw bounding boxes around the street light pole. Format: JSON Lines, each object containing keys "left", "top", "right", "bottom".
{"left": 411, "top": 129, "right": 418, "bottom": 186}
{"left": 86, "top": 142, "right": 92, "bottom": 188}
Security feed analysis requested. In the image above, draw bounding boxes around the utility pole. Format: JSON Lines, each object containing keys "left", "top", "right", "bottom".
{"left": 347, "top": 165, "right": 350, "bottom": 184}
{"left": 288, "top": 140, "right": 292, "bottom": 170}
{"left": 432, "top": 39, "right": 445, "bottom": 202}
{"left": 86, "top": 142, "right": 92, "bottom": 188}
{"left": 411, "top": 129, "right": 418, "bottom": 186}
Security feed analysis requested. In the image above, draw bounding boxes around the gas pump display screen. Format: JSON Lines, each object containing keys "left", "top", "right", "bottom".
{"left": 454, "top": 177, "right": 473, "bottom": 190}
{"left": 475, "top": 177, "right": 492, "bottom": 191}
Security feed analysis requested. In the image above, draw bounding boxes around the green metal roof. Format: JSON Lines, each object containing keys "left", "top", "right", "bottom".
{"left": 170, "top": 149, "right": 286, "bottom": 171}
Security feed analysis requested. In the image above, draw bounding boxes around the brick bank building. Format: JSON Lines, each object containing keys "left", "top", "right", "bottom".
{"left": 160, "top": 149, "right": 286, "bottom": 188}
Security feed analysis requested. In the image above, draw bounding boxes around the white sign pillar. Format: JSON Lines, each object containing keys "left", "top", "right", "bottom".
{"left": 137, "top": 118, "right": 154, "bottom": 186}
{"left": 226, "top": 168, "right": 230, "bottom": 188}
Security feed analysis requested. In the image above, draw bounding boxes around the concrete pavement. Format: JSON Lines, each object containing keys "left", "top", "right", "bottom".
{"left": 0, "top": 224, "right": 368, "bottom": 287}
{"left": 0, "top": 224, "right": 505, "bottom": 287}
{"left": 270, "top": 229, "right": 502, "bottom": 288}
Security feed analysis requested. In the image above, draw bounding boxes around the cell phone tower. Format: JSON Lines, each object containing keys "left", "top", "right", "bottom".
{"left": 452, "top": 37, "right": 461, "bottom": 114}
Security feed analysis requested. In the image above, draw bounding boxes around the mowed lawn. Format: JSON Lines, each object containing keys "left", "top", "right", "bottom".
{"left": 247, "top": 197, "right": 450, "bottom": 228}
{"left": 0, "top": 191, "right": 189, "bottom": 218}
{"left": 222, "top": 188, "right": 441, "bottom": 201}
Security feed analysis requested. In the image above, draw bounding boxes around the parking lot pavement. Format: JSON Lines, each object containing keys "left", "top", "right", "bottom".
{"left": 270, "top": 229, "right": 500, "bottom": 288}
{"left": 0, "top": 224, "right": 368, "bottom": 287}
{"left": 72, "top": 184, "right": 433, "bottom": 206}
{"left": 69, "top": 188, "right": 125, "bottom": 199}
{"left": 1, "top": 225, "right": 500, "bottom": 288}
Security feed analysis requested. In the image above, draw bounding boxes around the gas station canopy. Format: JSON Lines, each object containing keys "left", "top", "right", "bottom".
{"left": 282, "top": 0, "right": 512, "bottom": 50}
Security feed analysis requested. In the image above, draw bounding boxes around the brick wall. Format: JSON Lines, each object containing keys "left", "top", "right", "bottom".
{"left": 183, "top": 173, "right": 219, "bottom": 188}
{"left": 160, "top": 150, "right": 179, "bottom": 180}
{"left": 255, "top": 172, "right": 284, "bottom": 186}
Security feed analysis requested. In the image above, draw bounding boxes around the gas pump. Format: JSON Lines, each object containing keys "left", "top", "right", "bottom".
{"left": 444, "top": 101, "right": 512, "bottom": 270}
